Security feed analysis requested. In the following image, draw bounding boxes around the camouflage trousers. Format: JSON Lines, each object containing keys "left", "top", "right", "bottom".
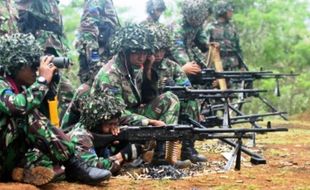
{"left": 136, "top": 91, "right": 180, "bottom": 124}
{"left": 67, "top": 126, "right": 142, "bottom": 171}
{"left": 67, "top": 127, "right": 111, "bottom": 169}
{"left": 0, "top": 110, "right": 75, "bottom": 180}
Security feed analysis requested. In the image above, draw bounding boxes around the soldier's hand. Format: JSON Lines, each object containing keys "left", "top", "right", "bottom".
{"left": 145, "top": 55, "right": 155, "bottom": 80}
{"left": 38, "top": 56, "right": 57, "bottom": 84}
{"left": 182, "top": 61, "right": 201, "bottom": 75}
{"left": 110, "top": 126, "right": 120, "bottom": 136}
{"left": 148, "top": 119, "right": 165, "bottom": 127}
{"left": 212, "top": 80, "right": 219, "bottom": 88}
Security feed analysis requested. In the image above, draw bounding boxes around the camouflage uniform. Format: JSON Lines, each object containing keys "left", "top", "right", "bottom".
{"left": 145, "top": 23, "right": 206, "bottom": 163}
{"left": 61, "top": 83, "right": 90, "bottom": 130}
{"left": 0, "top": 0, "right": 18, "bottom": 35}
{"left": 171, "top": 0, "right": 211, "bottom": 67}
{"left": 144, "top": 23, "right": 200, "bottom": 121}
{"left": 76, "top": 0, "right": 120, "bottom": 84}
{"left": 205, "top": 1, "right": 243, "bottom": 71}
{"left": 93, "top": 56, "right": 180, "bottom": 126}
{"left": 0, "top": 33, "right": 74, "bottom": 181}
{"left": 67, "top": 92, "right": 143, "bottom": 175}
{"left": 0, "top": 33, "right": 111, "bottom": 185}
{"left": 15, "top": 0, "right": 74, "bottom": 114}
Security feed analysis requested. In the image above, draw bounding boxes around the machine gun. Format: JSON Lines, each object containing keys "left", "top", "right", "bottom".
{"left": 163, "top": 86, "right": 267, "bottom": 101}
{"left": 163, "top": 86, "right": 286, "bottom": 128}
{"left": 180, "top": 115, "right": 288, "bottom": 170}
{"left": 190, "top": 68, "right": 298, "bottom": 87}
{"left": 92, "top": 124, "right": 288, "bottom": 170}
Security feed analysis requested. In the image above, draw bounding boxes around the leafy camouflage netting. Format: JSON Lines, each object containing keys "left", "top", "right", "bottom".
{"left": 0, "top": 33, "right": 42, "bottom": 75}
{"left": 214, "top": 0, "right": 233, "bottom": 18}
{"left": 146, "top": 0, "right": 166, "bottom": 14}
{"left": 182, "top": 0, "right": 212, "bottom": 26}
{"left": 142, "top": 23, "right": 172, "bottom": 50}
{"left": 109, "top": 23, "right": 156, "bottom": 54}
{"left": 79, "top": 92, "right": 126, "bottom": 130}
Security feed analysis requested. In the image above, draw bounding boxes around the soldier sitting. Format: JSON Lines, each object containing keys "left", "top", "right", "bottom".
{"left": 0, "top": 33, "right": 111, "bottom": 185}
{"left": 91, "top": 23, "right": 190, "bottom": 168}
{"left": 144, "top": 23, "right": 207, "bottom": 163}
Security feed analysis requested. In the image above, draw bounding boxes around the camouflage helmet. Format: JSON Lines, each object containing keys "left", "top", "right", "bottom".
{"left": 214, "top": 1, "right": 233, "bottom": 18}
{"left": 79, "top": 92, "right": 126, "bottom": 130}
{"left": 109, "top": 23, "right": 156, "bottom": 54}
{"left": 143, "top": 23, "right": 171, "bottom": 50}
{"left": 182, "top": 0, "right": 211, "bottom": 27}
{"left": 0, "top": 33, "right": 43, "bottom": 75}
{"left": 146, "top": 0, "right": 166, "bottom": 14}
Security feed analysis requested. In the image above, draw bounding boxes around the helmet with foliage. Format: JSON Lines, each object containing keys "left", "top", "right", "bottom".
{"left": 109, "top": 24, "right": 156, "bottom": 54}
{"left": 0, "top": 33, "right": 42, "bottom": 75}
{"left": 146, "top": 0, "right": 166, "bottom": 15}
{"left": 79, "top": 91, "right": 126, "bottom": 130}
{"left": 214, "top": 1, "right": 233, "bottom": 18}
{"left": 143, "top": 23, "right": 171, "bottom": 50}
{"left": 182, "top": 0, "right": 211, "bottom": 27}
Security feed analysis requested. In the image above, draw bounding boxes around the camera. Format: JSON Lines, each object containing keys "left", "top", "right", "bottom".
{"left": 38, "top": 57, "right": 71, "bottom": 69}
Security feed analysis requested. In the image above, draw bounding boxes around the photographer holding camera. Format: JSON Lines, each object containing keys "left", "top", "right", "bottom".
{"left": 0, "top": 33, "right": 111, "bottom": 185}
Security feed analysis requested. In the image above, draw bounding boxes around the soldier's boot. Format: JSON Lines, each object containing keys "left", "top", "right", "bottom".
{"left": 64, "top": 156, "right": 111, "bottom": 184}
{"left": 12, "top": 166, "right": 55, "bottom": 186}
{"left": 181, "top": 140, "right": 207, "bottom": 163}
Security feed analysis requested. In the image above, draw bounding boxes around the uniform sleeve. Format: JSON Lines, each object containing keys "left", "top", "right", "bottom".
{"left": 170, "top": 28, "right": 191, "bottom": 66}
{"left": 196, "top": 27, "right": 208, "bottom": 50}
{"left": 92, "top": 68, "right": 149, "bottom": 126}
{"left": 75, "top": 0, "right": 103, "bottom": 51}
{"left": 0, "top": 79, "right": 49, "bottom": 116}
{"left": 171, "top": 61, "right": 191, "bottom": 87}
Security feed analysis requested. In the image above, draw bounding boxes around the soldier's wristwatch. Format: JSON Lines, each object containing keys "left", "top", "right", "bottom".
{"left": 37, "top": 76, "right": 47, "bottom": 84}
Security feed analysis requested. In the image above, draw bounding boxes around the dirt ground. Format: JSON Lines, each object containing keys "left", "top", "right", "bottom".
{"left": 0, "top": 115, "right": 309, "bottom": 190}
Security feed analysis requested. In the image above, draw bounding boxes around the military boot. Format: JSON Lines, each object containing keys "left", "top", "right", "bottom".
{"left": 12, "top": 166, "right": 55, "bottom": 186}
{"left": 64, "top": 157, "right": 111, "bottom": 184}
{"left": 181, "top": 140, "right": 207, "bottom": 163}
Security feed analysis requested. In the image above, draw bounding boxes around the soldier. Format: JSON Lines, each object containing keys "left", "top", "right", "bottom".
{"left": 144, "top": 23, "right": 207, "bottom": 163}
{"left": 205, "top": 1, "right": 243, "bottom": 71}
{"left": 143, "top": 0, "right": 166, "bottom": 24}
{"left": 91, "top": 24, "right": 190, "bottom": 168}
{"left": 171, "top": 0, "right": 212, "bottom": 76}
{"left": 75, "top": 0, "right": 120, "bottom": 84}
{"left": 0, "top": 0, "right": 18, "bottom": 35}
{"left": 0, "top": 33, "right": 111, "bottom": 185}
{"left": 67, "top": 91, "right": 144, "bottom": 175}
{"left": 15, "top": 0, "right": 74, "bottom": 117}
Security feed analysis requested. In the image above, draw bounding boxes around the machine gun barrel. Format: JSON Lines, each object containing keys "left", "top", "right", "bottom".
{"left": 163, "top": 86, "right": 266, "bottom": 100}
{"left": 190, "top": 68, "right": 299, "bottom": 85}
